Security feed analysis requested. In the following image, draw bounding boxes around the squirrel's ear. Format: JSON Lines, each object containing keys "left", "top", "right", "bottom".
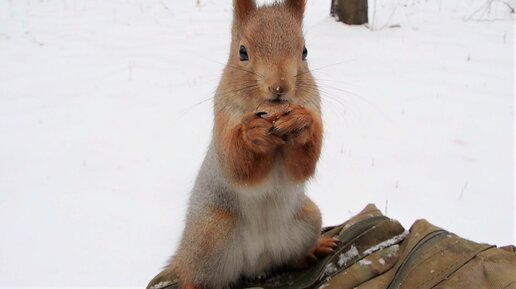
{"left": 233, "top": 0, "right": 256, "bottom": 23}
{"left": 285, "top": 0, "right": 306, "bottom": 21}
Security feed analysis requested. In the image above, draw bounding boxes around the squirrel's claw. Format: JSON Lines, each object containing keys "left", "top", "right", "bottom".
{"left": 311, "top": 236, "right": 339, "bottom": 258}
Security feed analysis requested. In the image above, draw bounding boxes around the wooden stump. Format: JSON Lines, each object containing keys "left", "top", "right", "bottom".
{"left": 330, "top": 0, "right": 368, "bottom": 25}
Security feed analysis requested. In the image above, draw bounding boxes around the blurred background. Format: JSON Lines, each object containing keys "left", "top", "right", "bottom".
{"left": 0, "top": 0, "right": 514, "bottom": 287}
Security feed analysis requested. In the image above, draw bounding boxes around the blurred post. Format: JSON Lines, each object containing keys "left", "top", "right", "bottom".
{"left": 330, "top": 0, "right": 368, "bottom": 25}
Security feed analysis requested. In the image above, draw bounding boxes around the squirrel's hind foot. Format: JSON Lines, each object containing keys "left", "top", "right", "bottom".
{"left": 287, "top": 236, "right": 339, "bottom": 269}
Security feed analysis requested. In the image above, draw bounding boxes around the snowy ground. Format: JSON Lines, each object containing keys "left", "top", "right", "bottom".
{"left": 0, "top": 0, "right": 514, "bottom": 287}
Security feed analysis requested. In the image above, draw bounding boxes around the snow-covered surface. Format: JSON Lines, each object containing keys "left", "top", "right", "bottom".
{"left": 0, "top": 0, "right": 514, "bottom": 287}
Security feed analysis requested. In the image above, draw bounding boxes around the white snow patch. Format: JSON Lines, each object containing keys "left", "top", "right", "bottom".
{"left": 323, "top": 263, "right": 338, "bottom": 276}
{"left": 379, "top": 258, "right": 385, "bottom": 266}
{"left": 149, "top": 281, "right": 173, "bottom": 289}
{"left": 363, "top": 231, "right": 409, "bottom": 255}
{"left": 359, "top": 259, "right": 373, "bottom": 266}
{"left": 391, "top": 245, "right": 400, "bottom": 252}
{"left": 338, "top": 245, "right": 359, "bottom": 267}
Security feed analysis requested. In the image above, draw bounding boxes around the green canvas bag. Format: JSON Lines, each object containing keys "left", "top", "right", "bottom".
{"left": 147, "top": 204, "right": 516, "bottom": 289}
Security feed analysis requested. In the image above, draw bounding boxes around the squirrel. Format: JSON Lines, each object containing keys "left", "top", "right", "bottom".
{"left": 166, "top": 1, "right": 336, "bottom": 289}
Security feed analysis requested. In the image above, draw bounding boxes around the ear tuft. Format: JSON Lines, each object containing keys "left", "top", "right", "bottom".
{"left": 285, "top": 0, "right": 306, "bottom": 21}
{"left": 233, "top": 0, "right": 256, "bottom": 23}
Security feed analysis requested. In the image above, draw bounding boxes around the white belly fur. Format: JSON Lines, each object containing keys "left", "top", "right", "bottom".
{"left": 230, "top": 160, "right": 313, "bottom": 277}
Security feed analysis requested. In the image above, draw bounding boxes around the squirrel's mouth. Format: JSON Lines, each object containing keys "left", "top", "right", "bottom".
{"left": 268, "top": 98, "right": 288, "bottom": 104}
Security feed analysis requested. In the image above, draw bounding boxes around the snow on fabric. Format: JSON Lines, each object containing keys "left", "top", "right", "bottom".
{"left": 338, "top": 245, "right": 360, "bottom": 267}
{"left": 363, "top": 231, "right": 409, "bottom": 255}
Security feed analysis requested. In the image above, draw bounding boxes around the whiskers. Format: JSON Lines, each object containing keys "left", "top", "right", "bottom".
{"left": 174, "top": 79, "right": 261, "bottom": 122}
{"left": 174, "top": 58, "right": 388, "bottom": 128}
{"left": 171, "top": 57, "right": 267, "bottom": 121}
{"left": 295, "top": 60, "right": 393, "bottom": 126}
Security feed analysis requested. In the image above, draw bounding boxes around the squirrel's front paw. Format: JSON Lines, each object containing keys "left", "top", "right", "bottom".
{"left": 270, "top": 105, "right": 314, "bottom": 145}
{"left": 241, "top": 112, "right": 284, "bottom": 154}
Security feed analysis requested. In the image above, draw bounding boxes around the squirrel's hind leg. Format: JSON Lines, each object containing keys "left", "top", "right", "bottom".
{"left": 287, "top": 198, "right": 337, "bottom": 269}
{"left": 170, "top": 207, "right": 237, "bottom": 289}
{"left": 181, "top": 280, "right": 202, "bottom": 289}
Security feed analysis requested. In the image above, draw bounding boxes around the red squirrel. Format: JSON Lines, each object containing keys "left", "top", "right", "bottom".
{"left": 167, "top": 1, "right": 336, "bottom": 288}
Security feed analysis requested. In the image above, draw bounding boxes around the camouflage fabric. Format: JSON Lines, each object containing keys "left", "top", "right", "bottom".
{"left": 147, "top": 204, "right": 516, "bottom": 289}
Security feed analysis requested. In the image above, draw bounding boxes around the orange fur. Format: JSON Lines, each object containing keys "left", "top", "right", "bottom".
{"left": 290, "top": 198, "right": 330, "bottom": 268}
{"left": 214, "top": 105, "right": 321, "bottom": 185}
{"left": 171, "top": 255, "right": 193, "bottom": 289}
{"left": 297, "top": 197, "right": 321, "bottom": 221}
{"left": 310, "top": 236, "right": 338, "bottom": 257}
{"left": 285, "top": 0, "right": 306, "bottom": 21}
{"left": 182, "top": 282, "right": 201, "bottom": 289}
{"left": 233, "top": 0, "right": 256, "bottom": 24}
{"left": 277, "top": 106, "right": 322, "bottom": 181}
{"left": 215, "top": 112, "right": 281, "bottom": 185}
{"left": 198, "top": 208, "right": 235, "bottom": 253}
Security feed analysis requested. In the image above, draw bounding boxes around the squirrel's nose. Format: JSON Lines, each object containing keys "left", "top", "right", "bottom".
{"left": 270, "top": 85, "right": 285, "bottom": 95}
{"left": 268, "top": 82, "right": 290, "bottom": 98}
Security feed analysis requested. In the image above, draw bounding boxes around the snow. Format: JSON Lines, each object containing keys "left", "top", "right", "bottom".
{"left": 0, "top": 0, "right": 514, "bottom": 287}
{"left": 358, "top": 259, "right": 373, "bottom": 266}
{"left": 363, "top": 232, "right": 408, "bottom": 255}
{"left": 323, "top": 262, "right": 338, "bottom": 276}
{"left": 149, "top": 281, "right": 173, "bottom": 289}
{"left": 338, "top": 245, "right": 359, "bottom": 267}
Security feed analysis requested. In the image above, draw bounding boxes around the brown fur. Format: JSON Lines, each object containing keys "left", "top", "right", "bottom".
{"left": 277, "top": 106, "right": 323, "bottom": 181}
{"left": 301, "top": 203, "right": 337, "bottom": 259}
{"left": 182, "top": 283, "right": 201, "bottom": 289}
{"left": 171, "top": 208, "right": 235, "bottom": 287}
{"left": 233, "top": 0, "right": 256, "bottom": 24}
{"left": 297, "top": 198, "right": 322, "bottom": 226}
{"left": 288, "top": 199, "right": 337, "bottom": 268}
{"left": 214, "top": 112, "right": 282, "bottom": 185}
{"left": 285, "top": 0, "right": 306, "bottom": 21}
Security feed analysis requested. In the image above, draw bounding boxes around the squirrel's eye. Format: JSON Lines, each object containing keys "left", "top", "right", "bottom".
{"left": 302, "top": 46, "right": 308, "bottom": 61}
{"left": 239, "top": 45, "right": 249, "bottom": 61}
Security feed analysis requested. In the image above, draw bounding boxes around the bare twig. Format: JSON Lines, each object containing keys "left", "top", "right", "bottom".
{"left": 384, "top": 200, "right": 389, "bottom": 216}
{"left": 159, "top": 0, "right": 174, "bottom": 16}
{"left": 371, "top": 0, "right": 378, "bottom": 31}
{"left": 459, "top": 181, "right": 469, "bottom": 200}
{"left": 464, "top": 0, "right": 514, "bottom": 21}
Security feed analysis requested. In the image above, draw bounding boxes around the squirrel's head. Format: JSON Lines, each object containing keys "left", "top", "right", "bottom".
{"left": 216, "top": 0, "right": 318, "bottom": 116}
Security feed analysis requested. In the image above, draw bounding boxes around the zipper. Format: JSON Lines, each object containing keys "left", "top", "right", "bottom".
{"left": 337, "top": 215, "right": 389, "bottom": 244}
{"left": 386, "top": 230, "right": 448, "bottom": 289}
